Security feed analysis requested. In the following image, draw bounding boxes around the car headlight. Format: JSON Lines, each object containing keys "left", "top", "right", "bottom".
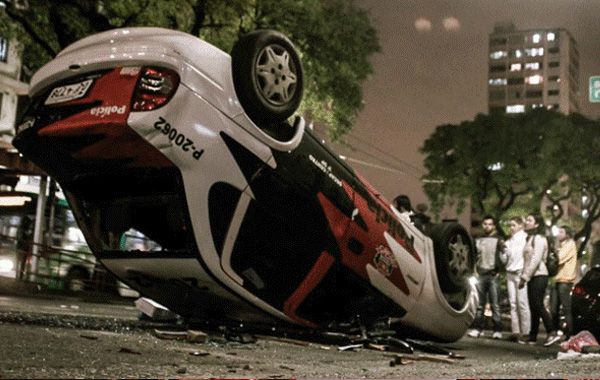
{"left": 0, "top": 258, "right": 14, "bottom": 273}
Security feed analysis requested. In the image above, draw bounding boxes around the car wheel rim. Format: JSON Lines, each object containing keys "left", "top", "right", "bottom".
{"left": 448, "top": 234, "right": 470, "bottom": 283}
{"left": 255, "top": 44, "right": 298, "bottom": 106}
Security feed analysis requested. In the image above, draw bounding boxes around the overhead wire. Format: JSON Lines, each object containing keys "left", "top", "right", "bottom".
{"left": 309, "top": 125, "right": 425, "bottom": 180}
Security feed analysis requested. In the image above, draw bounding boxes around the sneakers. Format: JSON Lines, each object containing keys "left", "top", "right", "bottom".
{"left": 467, "top": 329, "right": 482, "bottom": 338}
{"left": 543, "top": 333, "right": 562, "bottom": 347}
{"left": 518, "top": 335, "right": 536, "bottom": 345}
{"left": 492, "top": 331, "right": 502, "bottom": 340}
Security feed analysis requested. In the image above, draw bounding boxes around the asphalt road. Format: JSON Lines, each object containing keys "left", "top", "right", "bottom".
{"left": 0, "top": 294, "right": 599, "bottom": 378}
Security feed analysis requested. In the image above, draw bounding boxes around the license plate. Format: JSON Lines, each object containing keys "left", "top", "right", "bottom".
{"left": 44, "top": 79, "right": 94, "bottom": 105}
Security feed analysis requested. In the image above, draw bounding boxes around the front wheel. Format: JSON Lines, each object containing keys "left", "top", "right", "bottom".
{"left": 428, "top": 222, "right": 475, "bottom": 294}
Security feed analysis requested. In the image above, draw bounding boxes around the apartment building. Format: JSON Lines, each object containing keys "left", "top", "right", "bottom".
{"left": 488, "top": 22, "right": 580, "bottom": 115}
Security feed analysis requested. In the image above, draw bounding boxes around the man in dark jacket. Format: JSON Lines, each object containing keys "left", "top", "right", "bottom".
{"left": 468, "top": 215, "right": 505, "bottom": 339}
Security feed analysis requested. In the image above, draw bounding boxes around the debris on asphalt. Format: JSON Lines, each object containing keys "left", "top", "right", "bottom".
{"left": 559, "top": 330, "right": 599, "bottom": 353}
{"left": 224, "top": 331, "right": 256, "bottom": 344}
{"left": 387, "top": 353, "right": 456, "bottom": 365}
{"left": 79, "top": 333, "right": 99, "bottom": 340}
{"left": 154, "top": 329, "right": 187, "bottom": 340}
{"left": 118, "top": 347, "right": 141, "bottom": 355}
{"left": 189, "top": 350, "right": 210, "bottom": 357}
{"left": 557, "top": 350, "right": 600, "bottom": 361}
{"left": 366, "top": 343, "right": 386, "bottom": 351}
{"left": 135, "top": 297, "right": 179, "bottom": 321}
{"left": 187, "top": 330, "right": 208, "bottom": 343}
{"left": 338, "top": 344, "right": 363, "bottom": 351}
{"left": 255, "top": 334, "right": 311, "bottom": 346}
{"left": 405, "top": 338, "right": 455, "bottom": 355}
{"left": 176, "top": 366, "right": 187, "bottom": 374}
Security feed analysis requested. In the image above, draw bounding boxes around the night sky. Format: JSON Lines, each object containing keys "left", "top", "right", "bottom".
{"left": 317, "top": 0, "right": 600, "bottom": 215}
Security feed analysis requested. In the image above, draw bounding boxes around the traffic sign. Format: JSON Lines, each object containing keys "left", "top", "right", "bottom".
{"left": 590, "top": 76, "right": 600, "bottom": 102}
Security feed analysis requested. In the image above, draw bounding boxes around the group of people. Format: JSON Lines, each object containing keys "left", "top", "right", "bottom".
{"left": 468, "top": 213, "right": 578, "bottom": 347}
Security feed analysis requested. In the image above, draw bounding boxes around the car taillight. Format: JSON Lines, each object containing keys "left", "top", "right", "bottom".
{"left": 132, "top": 67, "right": 179, "bottom": 111}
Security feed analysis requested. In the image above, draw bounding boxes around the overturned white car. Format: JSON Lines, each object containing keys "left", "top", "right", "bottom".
{"left": 14, "top": 27, "right": 476, "bottom": 342}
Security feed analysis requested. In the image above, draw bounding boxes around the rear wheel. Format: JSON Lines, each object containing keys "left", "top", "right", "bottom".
{"left": 428, "top": 222, "right": 474, "bottom": 294}
{"left": 231, "top": 30, "right": 303, "bottom": 126}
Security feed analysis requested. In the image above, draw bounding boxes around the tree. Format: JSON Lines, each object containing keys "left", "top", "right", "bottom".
{"left": 420, "top": 109, "right": 600, "bottom": 254}
{"left": 552, "top": 113, "right": 600, "bottom": 255}
{"left": 0, "top": 0, "right": 380, "bottom": 138}
{"left": 420, "top": 110, "right": 566, "bottom": 220}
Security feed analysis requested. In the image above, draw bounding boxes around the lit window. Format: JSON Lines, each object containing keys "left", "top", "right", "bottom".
{"left": 525, "top": 62, "right": 540, "bottom": 70}
{"left": 506, "top": 105, "right": 525, "bottom": 113}
{"left": 490, "top": 51, "right": 507, "bottom": 60}
{"left": 533, "top": 34, "right": 541, "bottom": 43}
{"left": 488, "top": 78, "right": 507, "bottom": 86}
{"left": 515, "top": 50, "right": 522, "bottom": 58}
{"left": 547, "top": 32, "right": 555, "bottom": 41}
{"left": 510, "top": 63, "right": 522, "bottom": 72}
{"left": 526, "top": 75, "right": 543, "bottom": 85}
{"left": 525, "top": 48, "right": 544, "bottom": 57}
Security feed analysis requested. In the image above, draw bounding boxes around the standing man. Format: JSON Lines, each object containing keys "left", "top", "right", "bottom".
{"left": 550, "top": 226, "right": 577, "bottom": 339}
{"left": 468, "top": 215, "right": 505, "bottom": 339}
{"left": 501, "top": 216, "right": 530, "bottom": 341}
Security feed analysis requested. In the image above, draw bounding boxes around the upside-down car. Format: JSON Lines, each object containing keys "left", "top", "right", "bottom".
{"left": 13, "top": 27, "right": 476, "bottom": 342}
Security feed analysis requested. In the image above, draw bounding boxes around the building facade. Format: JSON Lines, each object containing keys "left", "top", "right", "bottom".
{"left": 0, "top": 36, "right": 28, "bottom": 146}
{"left": 488, "top": 22, "right": 580, "bottom": 115}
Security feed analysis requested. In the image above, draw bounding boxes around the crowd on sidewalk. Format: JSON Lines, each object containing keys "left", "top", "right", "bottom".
{"left": 467, "top": 213, "right": 578, "bottom": 347}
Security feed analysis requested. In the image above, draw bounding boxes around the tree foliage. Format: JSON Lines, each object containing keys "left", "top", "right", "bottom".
{"left": 0, "top": 0, "right": 380, "bottom": 138}
{"left": 420, "top": 109, "right": 600, "bottom": 252}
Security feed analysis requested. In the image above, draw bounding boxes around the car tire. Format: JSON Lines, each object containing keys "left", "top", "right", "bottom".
{"left": 65, "top": 267, "right": 88, "bottom": 292}
{"left": 231, "top": 30, "right": 303, "bottom": 125}
{"left": 428, "top": 222, "right": 474, "bottom": 293}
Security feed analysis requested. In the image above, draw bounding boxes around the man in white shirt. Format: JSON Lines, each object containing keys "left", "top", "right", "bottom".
{"left": 501, "top": 216, "right": 530, "bottom": 341}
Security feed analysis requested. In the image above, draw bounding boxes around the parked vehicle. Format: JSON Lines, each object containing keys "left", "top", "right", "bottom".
{"left": 0, "top": 190, "right": 136, "bottom": 296}
{"left": 571, "top": 266, "right": 600, "bottom": 339}
{"left": 13, "top": 27, "right": 476, "bottom": 342}
{"left": 0, "top": 190, "right": 90, "bottom": 288}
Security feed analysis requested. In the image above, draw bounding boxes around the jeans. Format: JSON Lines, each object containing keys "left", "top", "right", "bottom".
{"left": 527, "top": 275, "right": 554, "bottom": 339}
{"left": 506, "top": 271, "right": 530, "bottom": 335}
{"left": 473, "top": 273, "right": 502, "bottom": 332}
{"left": 551, "top": 282, "right": 574, "bottom": 337}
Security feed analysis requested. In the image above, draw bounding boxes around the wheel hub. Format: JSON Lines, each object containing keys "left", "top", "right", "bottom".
{"left": 256, "top": 44, "right": 298, "bottom": 106}
{"left": 448, "top": 234, "right": 470, "bottom": 282}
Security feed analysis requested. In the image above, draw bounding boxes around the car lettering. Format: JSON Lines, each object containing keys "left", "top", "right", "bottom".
{"left": 309, "top": 154, "right": 342, "bottom": 187}
{"left": 154, "top": 117, "right": 204, "bottom": 160}
{"left": 90, "top": 105, "right": 127, "bottom": 118}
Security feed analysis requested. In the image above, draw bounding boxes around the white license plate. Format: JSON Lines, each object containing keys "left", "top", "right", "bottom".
{"left": 45, "top": 79, "right": 94, "bottom": 105}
